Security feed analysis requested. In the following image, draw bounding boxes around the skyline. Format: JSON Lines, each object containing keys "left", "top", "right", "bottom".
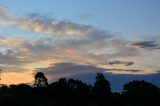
{"left": 0, "top": 0, "right": 160, "bottom": 88}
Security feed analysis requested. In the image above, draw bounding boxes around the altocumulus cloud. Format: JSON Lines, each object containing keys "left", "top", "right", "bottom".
{"left": 0, "top": 4, "right": 160, "bottom": 75}
{"left": 0, "top": 5, "right": 110, "bottom": 37}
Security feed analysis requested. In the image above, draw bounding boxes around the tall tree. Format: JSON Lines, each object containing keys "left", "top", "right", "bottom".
{"left": 94, "top": 73, "right": 111, "bottom": 97}
{"left": 34, "top": 72, "right": 48, "bottom": 87}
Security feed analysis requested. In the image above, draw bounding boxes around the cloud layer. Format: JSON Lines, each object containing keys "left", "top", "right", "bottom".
{"left": 0, "top": 4, "right": 160, "bottom": 86}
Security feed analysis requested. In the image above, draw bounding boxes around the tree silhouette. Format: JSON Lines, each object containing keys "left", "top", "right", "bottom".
{"left": 34, "top": 72, "right": 48, "bottom": 87}
{"left": 93, "top": 73, "right": 111, "bottom": 97}
{"left": 123, "top": 80, "right": 160, "bottom": 106}
{"left": 123, "top": 80, "right": 159, "bottom": 96}
{"left": 0, "top": 73, "right": 159, "bottom": 106}
{"left": 68, "top": 78, "right": 92, "bottom": 93}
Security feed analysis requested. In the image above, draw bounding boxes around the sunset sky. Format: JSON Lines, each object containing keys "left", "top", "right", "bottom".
{"left": 0, "top": 0, "right": 160, "bottom": 90}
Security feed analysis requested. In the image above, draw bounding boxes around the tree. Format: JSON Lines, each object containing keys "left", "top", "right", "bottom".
{"left": 57, "top": 78, "right": 68, "bottom": 89}
{"left": 34, "top": 72, "right": 48, "bottom": 87}
{"left": 123, "top": 80, "right": 160, "bottom": 106}
{"left": 68, "top": 78, "right": 92, "bottom": 93}
{"left": 93, "top": 73, "right": 111, "bottom": 97}
{"left": 123, "top": 80, "right": 159, "bottom": 97}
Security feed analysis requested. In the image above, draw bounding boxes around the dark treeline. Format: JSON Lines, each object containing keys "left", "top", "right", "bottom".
{"left": 0, "top": 72, "right": 160, "bottom": 106}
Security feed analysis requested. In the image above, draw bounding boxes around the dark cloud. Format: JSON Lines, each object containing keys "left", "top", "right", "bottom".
{"left": 34, "top": 63, "right": 106, "bottom": 80}
{"left": 156, "top": 70, "right": 160, "bottom": 73}
{"left": 106, "top": 69, "right": 143, "bottom": 72}
{"left": 34, "top": 62, "right": 143, "bottom": 83}
{"left": 108, "top": 61, "right": 134, "bottom": 66}
{"left": 130, "top": 41, "right": 160, "bottom": 50}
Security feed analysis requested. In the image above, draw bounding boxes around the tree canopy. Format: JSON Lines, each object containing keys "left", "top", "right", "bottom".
{"left": 34, "top": 72, "right": 48, "bottom": 87}
{"left": 0, "top": 72, "right": 159, "bottom": 106}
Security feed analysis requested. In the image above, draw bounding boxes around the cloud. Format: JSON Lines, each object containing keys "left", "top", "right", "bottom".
{"left": 0, "top": 5, "right": 141, "bottom": 65}
{"left": 129, "top": 41, "right": 160, "bottom": 50}
{"left": 0, "top": 34, "right": 150, "bottom": 75}
{"left": 0, "top": 36, "right": 58, "bottom": 66}
{"left": 34, "top": 62, "right": 144, "bottom": 82}
{"left": 0, "top": 4, "right": 7, "bottom": 17}
{"left": 34, "top": 62, "right": 105, "bottom": 80}
{"left": 156, "top": 70, "right": 160, "bottom": 73}
{"left": 106, "top": 68, "right": 143, "bottom": 73}
{"left": 0, "top": 4, "right": 159, "bottom": 76}
{"left": 18, "top": 15, "right": 96, "bottom": 36}
{"left": 0, "top": 66, "right": 29, "bottom": 73}
{"left": 108, "top": 61, "right": 134, "bottom": 66}
{"left": 0, "top": 6, "right": 110, "bottom": 37}
{"left": 0, "top": 35, "right": 140, "bottom": 70}
{"left": 0, "top": 49, "right": 22, "bottom": 66}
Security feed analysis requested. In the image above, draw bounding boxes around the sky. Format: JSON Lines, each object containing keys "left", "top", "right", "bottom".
{"left": 0, "top": 0, "right": 160, "bottom": 90}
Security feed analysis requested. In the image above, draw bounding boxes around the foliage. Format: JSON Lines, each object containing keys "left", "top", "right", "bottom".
{"left": 34, "top": 72, "right": 48, "bottom": 87}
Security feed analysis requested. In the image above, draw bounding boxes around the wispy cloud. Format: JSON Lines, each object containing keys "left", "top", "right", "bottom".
{"left": 106, "top": 68, "right": 143, "bottom": 73}
{"left": 107, "top": 61, "right": 134, "bottom": 66}
{"left": 129, "top": 41, "right": 160, "bottom": 50}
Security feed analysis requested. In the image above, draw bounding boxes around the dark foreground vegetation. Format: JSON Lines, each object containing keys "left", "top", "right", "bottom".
{"left": 0, "top": 72, "right": 160, "bottom": 106}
